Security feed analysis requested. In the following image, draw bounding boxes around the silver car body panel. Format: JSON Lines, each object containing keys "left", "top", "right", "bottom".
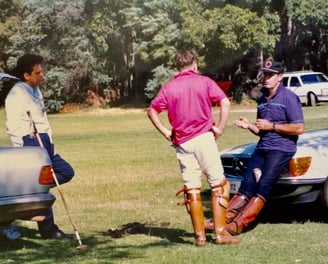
{"left": 0, "top": 147, "right": 55, "bottom": 225}
{"left": 220, "top": 129, "right": 328, "bottom": 204}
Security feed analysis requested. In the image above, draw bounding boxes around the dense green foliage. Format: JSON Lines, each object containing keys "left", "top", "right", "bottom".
{"left": 0, "top": 0, "right": 327, "bottom": 110}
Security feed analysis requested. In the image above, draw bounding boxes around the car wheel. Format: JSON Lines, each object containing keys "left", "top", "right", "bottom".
{"left": 308, "top": 93, "right": 316, "bottom": 107}
{"left": 320, "top": 179, "right": 328, "bottom": 208}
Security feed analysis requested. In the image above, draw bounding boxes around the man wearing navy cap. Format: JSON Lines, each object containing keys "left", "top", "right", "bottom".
{"left": 225, "top": 60, "right": 304, "bottom": 235}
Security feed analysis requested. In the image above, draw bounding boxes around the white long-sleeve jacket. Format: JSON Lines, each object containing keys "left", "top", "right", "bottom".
{"left": 5, "top": 82, "right": 52, "bottom": 147}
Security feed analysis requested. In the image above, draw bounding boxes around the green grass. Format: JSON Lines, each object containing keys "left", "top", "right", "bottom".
{"left": 0, "top": 104, "right": 327, "bottom": 264}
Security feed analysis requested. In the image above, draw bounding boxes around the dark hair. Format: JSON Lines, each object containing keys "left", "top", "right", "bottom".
{"left": 175, "top": 50, "right": 198, "bottom": 70}
{"left": 12, "top": 54, "right": 44, "bottom": 81}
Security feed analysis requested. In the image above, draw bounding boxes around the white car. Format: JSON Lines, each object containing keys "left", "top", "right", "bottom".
{"left": 282, "top": 71, "right": 328, "bottom": 106}
{"left": 220, "top": 129, "right": 328, "bottom": 207}
{"left": 0, "top": 147, "right": 55, "bottom": 226}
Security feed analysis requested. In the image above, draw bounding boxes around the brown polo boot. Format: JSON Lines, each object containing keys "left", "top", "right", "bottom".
{"left": 186, "top": 189, "right": 206, "bottom": 246}
{"left": 211, "top": 180, "right": 239, "bottom": 244}
{"left": 226, "top": 192, "right": 250, "bottom": 224}
{"left": 226, "top": 195, "right": 266, "bottom": 235}
{"left": 205, "top": 192, "right": 249, "bottom": 230}
{"left": 176, "top": 187, "right": 206, "bottom": 246}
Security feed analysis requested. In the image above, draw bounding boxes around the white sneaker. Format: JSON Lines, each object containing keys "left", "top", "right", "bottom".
{"left": 2, "top": 226, "right": 21, "bottom": 240}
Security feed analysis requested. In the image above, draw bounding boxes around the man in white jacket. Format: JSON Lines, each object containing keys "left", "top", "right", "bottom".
{"left": 5, "top": 54, "right": 74, "bottom": 239}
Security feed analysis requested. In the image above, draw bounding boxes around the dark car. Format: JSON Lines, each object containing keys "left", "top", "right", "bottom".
{"left": 220, "top": 129, "right": 328, "bottom": 207}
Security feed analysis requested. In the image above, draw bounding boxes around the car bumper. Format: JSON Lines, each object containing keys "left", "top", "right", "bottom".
{"left": 0, "top": 193, "right": 56, "bottom": 225}
{"left": 225, "top": 174, "right": 327, "bottom": 205}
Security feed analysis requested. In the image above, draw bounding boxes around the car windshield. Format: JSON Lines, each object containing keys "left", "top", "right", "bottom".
{"left": 301, "top": 73, "right": 328, "bottom": 84}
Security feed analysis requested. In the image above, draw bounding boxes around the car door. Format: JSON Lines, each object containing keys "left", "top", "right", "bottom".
{"left": 287, "top": 76, "right": 307, "bottom": 103}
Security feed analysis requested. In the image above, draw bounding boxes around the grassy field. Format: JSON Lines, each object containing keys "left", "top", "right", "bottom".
{"left": 0, "top": 103, "right": 327, "bottom": 264}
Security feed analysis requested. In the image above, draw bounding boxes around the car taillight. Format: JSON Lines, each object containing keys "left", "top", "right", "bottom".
{"left": 289, "top": 156, "right": 312, "bottom": 176}
{"left": 39, "top": 165, "right": 54, "bottom": 184}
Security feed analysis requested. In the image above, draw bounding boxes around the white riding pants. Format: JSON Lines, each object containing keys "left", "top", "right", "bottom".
{"left": 175, "top": 132, "right": 225, "bottom": 189}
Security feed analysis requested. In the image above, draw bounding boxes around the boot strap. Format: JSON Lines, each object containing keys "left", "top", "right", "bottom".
{"left": 211, "top": 180, "right": 230, "bottom": 208}
{"left": 176, "top": 187, "right": 201, "bottom": 207}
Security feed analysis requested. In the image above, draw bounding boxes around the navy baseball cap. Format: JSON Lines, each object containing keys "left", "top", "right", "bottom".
{"left": 262, "top": 61, "right": 284, "bottom": 73}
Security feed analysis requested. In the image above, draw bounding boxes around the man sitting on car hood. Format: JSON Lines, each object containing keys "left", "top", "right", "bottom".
{"left": 225, "top": 60, "right": 304, "bottom": 235}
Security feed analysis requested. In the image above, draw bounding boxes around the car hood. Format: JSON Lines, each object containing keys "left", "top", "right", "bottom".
{"left": 220, "top": 142, "right": 256, "bottom": 158}
{"left": 220, "top": 129, "right": 328, "bottom": 180}
{"left": 293, "top": 129, "right": 328, "bottom": 179}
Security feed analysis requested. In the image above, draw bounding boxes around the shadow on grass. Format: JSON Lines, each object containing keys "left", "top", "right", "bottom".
{"left": 0, "top": 222, "right": 198, "bottom": 263}
{"left": 0, "top": 226, "right": 107, "bottom": 263}
{"left": 258, "top": 200, "right": 328, "bottom": 224}
{"left": 0, "top": 227, "right": 40, "bottom": 251}
{"left": 102, "top": 221, "right": 193, "bottom": 244}
{"left": 241, "top": 201, "right": 328, "bottom": 234}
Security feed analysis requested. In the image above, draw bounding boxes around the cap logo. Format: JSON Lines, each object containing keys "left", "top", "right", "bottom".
{"left": 265, "top": 61, "right": 272, "bottom": 68}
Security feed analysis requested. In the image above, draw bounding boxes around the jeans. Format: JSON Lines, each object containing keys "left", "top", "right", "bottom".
{"left": 23, "top": 133, "right": 74, "bottom": 184}
{"left": 23, "top": 133, "right": 74, "bottom": 234}
{"left": 238, "top": 148, "right": 295, "bottom": 199}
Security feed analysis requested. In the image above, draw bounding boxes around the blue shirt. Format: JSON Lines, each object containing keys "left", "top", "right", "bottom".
{"left": 256, "top": 83, "right": 304, "bottom": 153}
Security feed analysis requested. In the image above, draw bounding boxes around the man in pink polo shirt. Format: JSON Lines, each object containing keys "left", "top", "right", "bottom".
{"left": 147, "top": 50, "right": 238, "bottom": 246}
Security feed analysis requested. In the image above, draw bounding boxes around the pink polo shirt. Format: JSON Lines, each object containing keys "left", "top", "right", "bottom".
{"left": 150, "top": 70, "right": 227, "bottom": 145}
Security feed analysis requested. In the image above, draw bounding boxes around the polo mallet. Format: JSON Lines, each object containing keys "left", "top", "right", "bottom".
{"left": 27, "top": 111, "right": 87, "bottom": 250}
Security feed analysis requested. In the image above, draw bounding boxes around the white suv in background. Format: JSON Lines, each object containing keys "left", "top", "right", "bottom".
{"left": 282, "top": 71, "right": 328, "bottom": 106}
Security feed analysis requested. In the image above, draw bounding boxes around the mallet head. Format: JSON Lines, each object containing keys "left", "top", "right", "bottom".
{"left": 76, "top": 244, "right": 88, "bottom": 251}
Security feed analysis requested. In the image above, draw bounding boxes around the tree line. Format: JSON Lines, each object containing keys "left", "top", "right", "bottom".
{"left": 0, "top": 0, "right": 327, "bottom": 111}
